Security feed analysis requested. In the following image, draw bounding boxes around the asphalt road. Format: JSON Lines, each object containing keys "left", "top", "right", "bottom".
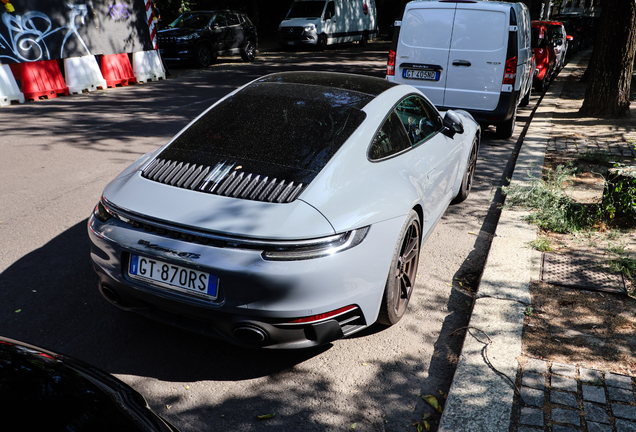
{"left": 0, "top": 41, "right": 539, "bottom": 431}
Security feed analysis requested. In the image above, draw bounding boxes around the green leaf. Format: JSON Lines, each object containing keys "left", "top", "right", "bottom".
{"left": 421, "top": 395, "right": 443, "bottom": 413}
{"left": 256, "top": 413, "right": 275, "bottom": 421}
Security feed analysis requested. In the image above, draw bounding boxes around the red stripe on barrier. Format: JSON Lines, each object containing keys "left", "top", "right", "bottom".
{"left": 10, "top": 60, "right": 69, "bottom": 101}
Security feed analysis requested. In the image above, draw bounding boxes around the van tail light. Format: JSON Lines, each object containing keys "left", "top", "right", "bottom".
{"left": 387, "top": 49, "right": 396, "bottom": 76}
{"left": 503, "top": 56, "right": 517, "bottom": 85}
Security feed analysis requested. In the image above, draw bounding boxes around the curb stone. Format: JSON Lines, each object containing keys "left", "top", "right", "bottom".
{"left": 438, "top": 50, "right": 582, "bottom": 432}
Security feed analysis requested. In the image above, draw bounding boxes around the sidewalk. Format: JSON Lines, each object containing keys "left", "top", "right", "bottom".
{"left": 439, "top": 50, "right": 636, "bottom": 432}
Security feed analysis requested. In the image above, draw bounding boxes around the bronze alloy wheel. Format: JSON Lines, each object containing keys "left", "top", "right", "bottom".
{"left": 452, "top": 138, "right": 478, "bottom": 204}
{"left": 378, "top": 210, "right": 421, "bottom": 325}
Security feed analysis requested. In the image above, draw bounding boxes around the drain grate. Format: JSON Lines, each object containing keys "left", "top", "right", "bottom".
{"left": 540, "top": 252, "right": 626, "bottom": 294}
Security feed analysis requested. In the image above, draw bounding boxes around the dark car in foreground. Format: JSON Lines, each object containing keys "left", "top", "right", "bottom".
{"left": 0, "top": 337, "right": 177, "bottom": 431}
{"left": 157, "top": 10, "right": 257, "bottom": 67}
{"left": 88, "top": 72, "right": 480, "bottom": 349}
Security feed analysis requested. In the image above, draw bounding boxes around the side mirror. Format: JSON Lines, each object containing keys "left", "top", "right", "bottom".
{"left": 324, "top": 11, "right": 332, "bottom": 20}
{"left": 566, "top": 35, "right": 573, "bottom": 41}
{"left": 442, "top": 110, "right": 464, "bottom": 138}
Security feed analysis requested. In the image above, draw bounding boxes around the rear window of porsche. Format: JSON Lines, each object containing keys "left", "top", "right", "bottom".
{"left": 160, "top": 82, "right": 370, "bottom": 174}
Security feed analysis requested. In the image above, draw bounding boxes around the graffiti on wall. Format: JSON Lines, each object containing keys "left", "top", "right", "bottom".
{"left": 0, "top": 0, "right": 152, "bottom": 63}
{"left": 0, "top": 4, "right": 92, "bottom": 62}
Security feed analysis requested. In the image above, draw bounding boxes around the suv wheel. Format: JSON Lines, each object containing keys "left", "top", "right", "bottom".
{"left": 195, "top": 44, "right": 212, "bottom": 68}
{"left": 240, "top": 40, "right": 256, "bottom": 62}
{"left": 520, "top": 84, "right": 531, "bottom": 107}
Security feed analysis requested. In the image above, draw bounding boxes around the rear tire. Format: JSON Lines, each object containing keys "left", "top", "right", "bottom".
{"left": 451, "top": 138, "right": 478, "bottom": 204}
{"left": 535, "top": 76, "right": 546, "bottom": 93}
{"left": 240, "top": 40, "right": 256, "bottom": 62}
{"left": 496, "top": 106, "right": 516, "bottom": 139}
{"left": 377, "top": 210, "right": 421, "bottom": 326}
{"left": 519, "top": 84, "right": 531, "bottom": 107}
{"left": 359, "top": 31, "right": 368, "bottom": 47}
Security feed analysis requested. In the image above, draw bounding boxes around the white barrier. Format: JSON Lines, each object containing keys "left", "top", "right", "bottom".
{"left": 0, "top": 64, "right": 25, "bottom": 107}
{"left": 132, "top": 50, "right": 165, "bottom": 83}
{"left": 64, "top": 55, "right": 107, "bottom": 94}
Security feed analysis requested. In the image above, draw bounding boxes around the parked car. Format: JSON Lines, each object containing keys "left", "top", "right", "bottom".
{"left": 386, "top": 0, "right": 533, "bottom": 139}
{"left": 278, "top": 0, "right": 378, "bottom": 50}
{"left": 0, "top": 336, "right": 178, "bottom": 431}
{"left": 531, "top": 21, "right": 557, "bottom": 92}
{"left": 543, "top": 21, "right": 569, "bottom": 71}
{"left": 552, "top": 14, "right": 595, "bottom": 49}
{"left": 88, "top": 71, "right": 480, "bottom": 349}
{"left": 157, "top": 10, "right": 257, "bottom": 67}
{"left": 556, "top": 19, "right": 580, "bottom": 56}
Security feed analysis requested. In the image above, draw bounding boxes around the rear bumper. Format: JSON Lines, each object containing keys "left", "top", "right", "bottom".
{"left": 87, "top": 213, "right": 401, "bottom": 349}
{"left": 94, "top": 268, "right": 361, "bottom": 349}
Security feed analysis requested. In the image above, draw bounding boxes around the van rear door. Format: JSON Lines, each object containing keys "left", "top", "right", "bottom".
{"left": 394, "top": 3, "right": 457, "bottom": 106}
{"left": 443, "top": 6, "right": 508, "bottom": 111}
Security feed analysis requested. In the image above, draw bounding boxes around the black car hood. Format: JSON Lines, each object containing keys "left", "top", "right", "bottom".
{"left": 0, "top": 337, "right": 177, "bottom": 431}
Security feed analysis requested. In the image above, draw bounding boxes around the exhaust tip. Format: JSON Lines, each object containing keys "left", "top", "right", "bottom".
{"left": 101, "top": 285, "right": 121, "bottom": 305}
{"left": 232, "top": 325, "right": 267, "bottom": 344}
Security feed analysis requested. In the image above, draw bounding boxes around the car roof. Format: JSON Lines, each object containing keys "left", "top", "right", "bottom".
{"left": 255, "top": 72, "right": 399, "bottom": 98}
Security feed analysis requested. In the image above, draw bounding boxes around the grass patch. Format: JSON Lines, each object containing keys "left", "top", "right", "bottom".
{"left": 503, "top": 163, "right": 598, "bottom": 233}
{"left": 504, "top": 160, "right": 636, "bottom": 289}
{"left": 528, "top": 236, "right": 553, "bottom": 252}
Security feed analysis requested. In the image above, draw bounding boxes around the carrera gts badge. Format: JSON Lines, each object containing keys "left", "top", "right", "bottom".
{"left": 137, "top": 240, "right": 200, "bottom": 259}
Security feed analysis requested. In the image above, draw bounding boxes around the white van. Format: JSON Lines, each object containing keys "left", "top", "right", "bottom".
{"left": 386, "top": 0, "right": 533, "bottom": 138}
{"left": 278, "top": 0, "right": 377, "bottom": 50}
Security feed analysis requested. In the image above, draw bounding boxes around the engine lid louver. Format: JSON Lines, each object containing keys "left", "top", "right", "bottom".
{"left": 141, "top": 159, "right": 305, "bottom": 204}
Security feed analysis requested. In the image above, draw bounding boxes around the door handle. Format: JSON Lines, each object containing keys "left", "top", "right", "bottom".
{"left": 452, "top": 60, "right": 471, "bottom": 67}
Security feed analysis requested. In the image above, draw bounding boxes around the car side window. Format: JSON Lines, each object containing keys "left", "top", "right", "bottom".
{"left": 368, "top": 112, "right": 411, "bottom": 160}
{"left": 326, "top": 2, "right": 335, "bottom": 19}
{"left": 214, "top": 13, "right": 227, "bottom": 27}
{"left": 226, "top": 14, "right": 240, "bottom": 26}
{"left": 394, "top": 96, "right": 443, "bottom": 146}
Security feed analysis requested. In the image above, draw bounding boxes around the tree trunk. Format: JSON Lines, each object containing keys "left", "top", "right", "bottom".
{"left": 579, "top": 0, "right": 636, "bottom": 118}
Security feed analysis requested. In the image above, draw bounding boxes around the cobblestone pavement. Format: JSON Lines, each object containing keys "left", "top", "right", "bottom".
{"left": 514, "top": 359, "right": 636, "bottom": 432}
{"left": 546, "top": 52, "right": 636, "bottom": 160}
{"left": 508, "top": 53, "right": 636, "bottom": 432}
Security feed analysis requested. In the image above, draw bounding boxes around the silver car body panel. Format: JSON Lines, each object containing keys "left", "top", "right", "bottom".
{"left": 89, "top": 72, "right": 479, "bottom": 348}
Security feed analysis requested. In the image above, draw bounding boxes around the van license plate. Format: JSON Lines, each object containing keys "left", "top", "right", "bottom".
{"left": 403, "top": 69, "right": 439, "bottom": 81}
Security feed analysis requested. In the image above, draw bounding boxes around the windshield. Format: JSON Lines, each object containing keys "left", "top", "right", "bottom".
{"left": 169, "top": 12, "right": 214, "bottom": 29}
{"left": 286, "top": 1, "right": 326, "bottom": 19}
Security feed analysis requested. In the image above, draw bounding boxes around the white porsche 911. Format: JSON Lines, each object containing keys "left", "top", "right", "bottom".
{"left": 88, "top": 71, "right": 480, "bottom": 349}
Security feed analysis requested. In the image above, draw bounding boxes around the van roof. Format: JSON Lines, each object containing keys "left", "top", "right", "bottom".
{"left": 409, "top": 0, "right": 519, "bottom": 10}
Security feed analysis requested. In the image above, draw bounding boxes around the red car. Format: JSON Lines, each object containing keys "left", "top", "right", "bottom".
{"left": 531, "top": 21, "right": 557, "bottom": 92}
